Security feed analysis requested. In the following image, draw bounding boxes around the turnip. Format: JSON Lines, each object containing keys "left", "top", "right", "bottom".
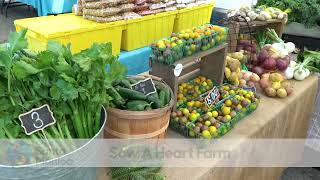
{"left": 284, "top": 66, "right": 294, "bottom": 79}
{"left": 262, "top": 58, "right": 277, "bottom": 70}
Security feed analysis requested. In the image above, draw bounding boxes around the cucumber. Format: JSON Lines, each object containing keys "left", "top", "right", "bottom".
{"left": 147, "top": 93, "right": 161, "bottom": 109}
{"left": 118, "top": 87, "right": 147, "bottom": 100}
{"left": 129, "top": 78, "right": 138, "bottom": 84}
{"left": 107, "top": 87, "right": 126, "bottom": 108}
{"left": 159, "top": 90, "right": 166, "bottom": 107}
{"left": 119, "top": 79, "right": 132, "bottom": 89}
{"left": 126, "top": 100, "right": 152, "bottom": 111}
{"left": 164, "top": 88, "right": 171, "bottom": 106}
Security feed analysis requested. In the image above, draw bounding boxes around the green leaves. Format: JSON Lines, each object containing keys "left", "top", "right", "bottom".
{"left": 8, "top": 29, "right": 28, "bottom": 54}
{"left": 12, "top": 60, "right": 40, "bottom": 79}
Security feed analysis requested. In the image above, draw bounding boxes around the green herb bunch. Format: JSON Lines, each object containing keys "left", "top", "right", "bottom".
{"left": 257, "top": 0, "right": 320, "bottom": 27}
{"left": 0, "top": 29, "right": 126, "bottom": 140}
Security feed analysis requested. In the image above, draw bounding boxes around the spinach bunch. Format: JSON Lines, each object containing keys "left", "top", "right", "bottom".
{"left": 0, "top": 29, "right": 126, "bottom": 140}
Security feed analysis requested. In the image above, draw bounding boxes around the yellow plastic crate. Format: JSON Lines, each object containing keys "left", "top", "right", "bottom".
{"left": 173, "top": 2, "right": 216, "bottom": 32}
{"left": 121, "top": 11, "right": 177, "bottom": 51}
{"left": 14, "top": 14, "right": 125, "bottom": 55}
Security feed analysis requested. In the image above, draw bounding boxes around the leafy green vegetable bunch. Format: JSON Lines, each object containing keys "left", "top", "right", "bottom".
{"left": 0, "top": 29, "right": 126, "bottom": 140}
{"left": 257, "top": 0, "right": 320, "bottom": 27}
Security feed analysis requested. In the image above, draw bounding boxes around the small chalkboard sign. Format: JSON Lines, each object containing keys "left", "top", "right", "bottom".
{"left": 243, "top": 86, "right": 256, "bottom": 93}
{"left": 18, "top": 104, "right": 56, "bottom": 135}
{"left": 204, "top": 87, "right": 220, "bottom": 108}
{"left": 131, "top": 78, "right": 157, "bottom": 96}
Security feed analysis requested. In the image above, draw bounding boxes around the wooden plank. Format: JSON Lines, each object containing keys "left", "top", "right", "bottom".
{"left": 173, "top": 43, "right": 228, "bottom": 66}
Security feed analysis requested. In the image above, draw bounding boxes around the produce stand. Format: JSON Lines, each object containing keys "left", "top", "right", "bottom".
{"left": 150, "top": 43, "right": 228, "bottom": 108}
{"left": 97, "top": 75, "right": 319, "bottom": 180}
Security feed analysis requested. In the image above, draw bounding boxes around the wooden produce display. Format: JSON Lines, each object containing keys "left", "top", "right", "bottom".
{"left": 104, "top": 76, "right": 174, "bottom": 139}
{"left": 150, "top": 43, "right": 228, "bottom": 108}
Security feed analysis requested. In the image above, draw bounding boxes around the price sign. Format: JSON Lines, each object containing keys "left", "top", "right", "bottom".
{"left": 19, "top": 104, "right": 56, "bottom": 135}
{"left": 204, "top": 87, "right": 220, "bottom": 108}
{"left": 131, "top": 78, "right": 157, "bottom": 96}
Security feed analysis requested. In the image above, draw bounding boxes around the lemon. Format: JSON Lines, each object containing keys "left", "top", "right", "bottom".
{"left": 225, "top": 99, "right": 232, "bottom": 107}
{"left": 202, "top": 130, "right": 211, "bottom": 139}
{"left": 202, "top": 82, "right": 208, "bottom": 87}
{"left": 192, "top": 110, "right": 197, "bottom": 114}
{"left": 179, "top": 86, "right": 184, "bottom": 91}
{"left": 209, "top": 126, "right": 217, "bottom": 135}
{"left": 229, "top": 90, "right": 235, "bottom": 95}
{"left": 189, "top": 113, "right": 198, "bottom": 121}
{"left": 182, "top": 108, "right": 189, "bottom": 115}
{"left": 222, "top": 107, "right": 231, "bottom": 115}
{"left": 194, "top": 101, "right": 202, "bottom": 107}
{"left": 235, "top": 95, "right": 241, "bottom": 100}
{"left": 245, "top": 94, "right": 251, "bottom": 99}
{"left": 211, "top": 111, "right": 218, "bottom": 118}
{"left": 225, "top": 115, "right": 232, "bottom": 121}
{"left": 237, "top": 104, "right": 242, "bottom": 110}
{"left": 207, "top": 112, "right": 213, "bottom": 117}
{"left": 248, "top": 91, "right": 254, "bottom": 96}
{"left": 187, "top": 101, "right": 194, "bottom": 107}
{"left": 181, "top": 83, "right": 187, "bottom": 88}
{"left": 205, "top": 121, "right": 211, "bottom": 126}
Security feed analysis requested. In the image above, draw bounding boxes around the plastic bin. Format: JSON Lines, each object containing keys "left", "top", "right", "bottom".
{"left": 14, "top": 14, "right": 125, "bottom": 55}
{"left": 121, "top": 11, "right": 177, "bottom": 51}
{"left": 174, "top": 2, "right": 216, "bottom": 32}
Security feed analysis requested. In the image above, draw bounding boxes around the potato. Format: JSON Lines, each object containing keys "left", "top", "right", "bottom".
{"left": 281, "top": 80, "right": 291, "bottom": 88}
{"left": 250, "top": 73, "right": 260, "bottom": 82}
{"left": 285, "top": 86, "right": 293, "bottom": 95}
{"left": 225, "top": 67, "right": 231, "bottom": 79}
{"left": 271, "top": 81, "right": 282, "bottom": 90}
{"left": 265, "top": 87, "right": 277, "bottom": 97}
{"left": 239, "top": 79, "right": 247, "bottom": 87}
{"left": 247, "top": 80, "right": 256, "bottom": 87}
{"left": 259, "top": 78, "right": 270, "bottom": 89}
{"left": 269, "top": 73, "right": 283, "bottom": 82}
{"left": 261, "top": 73, "right": 270, "bottom": 80}
{"left": 230, "top": 72, "right": 238, "bottom": 82}
{"left": 277, "top": 88, "right": 287, "bottom": 98}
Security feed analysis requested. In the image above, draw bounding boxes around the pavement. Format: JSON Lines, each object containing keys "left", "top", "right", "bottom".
{"left": 0, "top": 5, "right": 36, "bottom": 43}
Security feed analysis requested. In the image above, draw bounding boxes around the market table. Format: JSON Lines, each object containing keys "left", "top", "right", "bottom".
{"left": 97, "top": 75, "right": 318, "bottom": 180}
{"left": 17, "top": 0, "right": 76, "bottom": 16}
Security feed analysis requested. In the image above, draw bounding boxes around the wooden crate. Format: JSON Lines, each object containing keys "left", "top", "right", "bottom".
{"left": 227, "top": 19, "right": 285, "bottom": 52}
{"left": 150, "top": 43, "right": 228, "bottom": 108}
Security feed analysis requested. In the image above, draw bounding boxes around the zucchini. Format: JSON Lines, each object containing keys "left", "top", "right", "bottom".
{"left": 107, "top": 87, "right": 126, "bottom": 108}
{"left": 147, "top": 93, "right": 162, "bottom": 109}
{"left": 118, "top": 87, "right": 147, "bottom": 100}
{"left": 126, "top": 100, "right": 152, "bottom": 111}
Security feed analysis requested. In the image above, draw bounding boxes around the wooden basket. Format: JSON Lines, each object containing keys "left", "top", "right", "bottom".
{"left": 104, "top": 75, "right": 174, "bottom": 139}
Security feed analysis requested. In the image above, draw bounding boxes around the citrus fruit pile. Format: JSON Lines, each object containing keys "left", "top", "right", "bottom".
{"left": 177, "top": 76, "right": 214, "bottom": 107}
{"left": 170, "top": 84, "right": 260, "bottom": 139}
{"left": 150, "top": 24, "right": 228, "bottom": 65}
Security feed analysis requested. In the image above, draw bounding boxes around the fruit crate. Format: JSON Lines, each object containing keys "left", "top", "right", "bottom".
{"left": 121, "top": 11, "right": 177, "bottom": 51}
{"left": 150, "top": 43, "right": 228, "bottom": 109}
{"left": 170, "top": 97, "right": 260, "bottom": 139}
{"left": 173, "top": 2, "right": 216, "bottom": 32}
{"left": 150, "top": 38, "right": 185, "bottom": 65}
{"left": 14, "top": 14, "right": 126, "bottom": 55}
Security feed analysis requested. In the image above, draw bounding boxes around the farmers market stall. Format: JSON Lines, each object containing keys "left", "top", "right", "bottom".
{"left": 98, "top": 75, "right": 318, "bottom": 180}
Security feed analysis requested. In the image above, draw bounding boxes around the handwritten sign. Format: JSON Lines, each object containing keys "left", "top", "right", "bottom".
{"left": 18, "top": 104, "right": 56, "bottom": 135}
{"left": 204, "top": 87, "right": 220, "bottom": 108}
{"left": 131, "top": 78, "right": 157, "bottom": 96}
